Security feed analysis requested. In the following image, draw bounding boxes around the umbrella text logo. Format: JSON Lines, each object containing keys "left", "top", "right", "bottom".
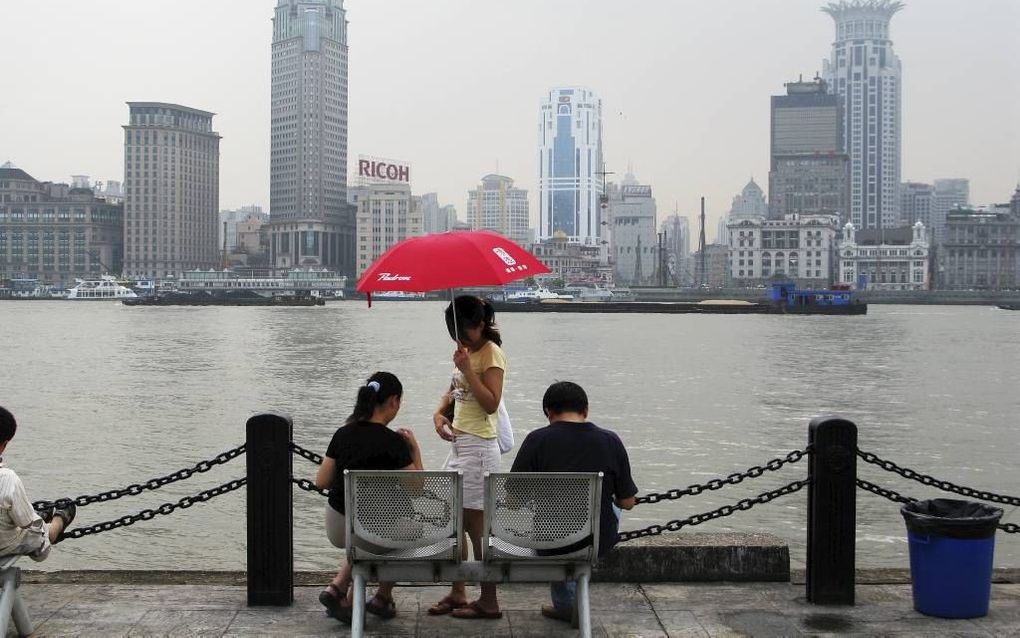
{"left": 492, "top": 248, "right": 517, "bottom": 267}
{"left": 376, "top": 272, "right": 412, "bottom": 282}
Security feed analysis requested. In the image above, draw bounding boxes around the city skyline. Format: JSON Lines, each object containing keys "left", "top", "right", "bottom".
{"left": 2, "top": 0, "right": 1018, "bottom": 240}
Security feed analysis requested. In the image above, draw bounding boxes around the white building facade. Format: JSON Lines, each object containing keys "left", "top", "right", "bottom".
{"left": 538, "top": 87, "right": 604, "bottom": 246}
{"left": 353, "top": 183, "right": 422, "bottom": 276}
{"left": 838, "top": 221, "right": 929, "bottom": 290}
{"left": 822, "top": 0, "right": 903, "bottom": 231}
{"left": 727, "top": 213, "right": 841, "bottom": 288}
{"left": 466, "top": 175, "right": 529, "bottom": 246}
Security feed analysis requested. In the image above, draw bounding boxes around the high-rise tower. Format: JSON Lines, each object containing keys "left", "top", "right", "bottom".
{"left": 538, "top": 87, "right": 604, "bottom": 246}
{"left": 267, "top": 0, "right": 354, "bottom": 274}
{"left": 821, "top": 0, "right": 903, "bottom": 231}
{"left": 123, "top": 103, "right": 220, "bottom": 279}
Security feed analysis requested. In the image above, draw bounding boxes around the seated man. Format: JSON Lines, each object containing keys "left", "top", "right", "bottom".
{"left": 0, "top": 407, "right": 75, "bottom": 560}
{"left": 510, "top": 381, "right": 638, "bottom": 624}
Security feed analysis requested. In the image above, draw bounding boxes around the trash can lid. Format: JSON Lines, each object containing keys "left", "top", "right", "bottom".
{"left": 901, "top": 498, "right": 1003, "bottom": 539}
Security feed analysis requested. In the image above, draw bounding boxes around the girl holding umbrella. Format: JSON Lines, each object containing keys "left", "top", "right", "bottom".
{"left": 428, "top": 295, "right": 505, "bottom": 620}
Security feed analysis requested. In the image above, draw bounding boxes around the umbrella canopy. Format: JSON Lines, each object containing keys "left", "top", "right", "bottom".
{"left": 356, "top": 230, "right": 550, "bottom": 294}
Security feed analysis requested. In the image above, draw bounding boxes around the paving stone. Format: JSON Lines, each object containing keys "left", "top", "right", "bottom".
{"left": 591, "top": 610, "right": 667, "bottom": 637}
{"left": 31, "top": 605, "right": 148, "bottom": 638}
{"left": 226, "top": 608, "right": 416, "bottom": 637}
{"left": 693, "top": 609, "right": 803, "bottom": 638}
{"left": 654, "top": 610, "right": 710, "bottom": 637}
{"left": 641, "top": 583, "right": 773, "bottom": 611}
{"left": 417, "top": 611, "right": 510, "bottom": 638}
{"left": 128, "top": 610, "right": 239, "bottom": 637}
{"left": 64, "top": 584, "right": 245, "bottom": 610}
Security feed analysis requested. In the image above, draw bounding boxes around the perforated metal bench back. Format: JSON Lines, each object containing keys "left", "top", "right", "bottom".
{"left": 344, "top": 470, "right": 461, "bottom": 553}
{"left": 485, "top": 472, "right": 602, "bottom": 555}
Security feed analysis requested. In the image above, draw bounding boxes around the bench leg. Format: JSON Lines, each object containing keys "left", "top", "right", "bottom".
{"left": 576, "top": 572, "right": 592, "bottom": 638}
{"left": 351, "top": 570, "right": 366, "bottom": 638}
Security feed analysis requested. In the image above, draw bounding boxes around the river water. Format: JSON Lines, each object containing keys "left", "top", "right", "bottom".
{"left": 0, "top": 301, "right": 1017, "bottom": 571}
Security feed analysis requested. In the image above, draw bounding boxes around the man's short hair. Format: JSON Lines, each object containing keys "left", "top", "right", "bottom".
{"left": 0, "top": 406, "right": 17, "bottom": 444}
{"left": 542, "top": 381, "right": 589, "bottom": 416}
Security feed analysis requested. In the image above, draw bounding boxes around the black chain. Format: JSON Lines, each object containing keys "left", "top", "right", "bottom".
{"left": 618, "top": 479, "right": 809, "bottom": 542}
{"left": 635, "top": 448, "right": 808, "bottom": 506}
{"left": 857, "top": 449, "right": 1020, "bottom": 507}
{"left": 58, "top": 477, "right": 247, "bottom": 542}
{"left": 291, "top": 442, "right": 324, "bottom": 465}
{"left": 292, "top": 477, "right": 329, "bottom": 497}
{"left": 857, "top": 478, "right": 1020, "bottom": 535}
{"left": 33, "top": 444, "right": 246, "bottom": 512}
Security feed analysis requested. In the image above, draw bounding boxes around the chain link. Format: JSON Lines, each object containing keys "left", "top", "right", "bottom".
{"left": 857, "top": 449, "right": 1020, "bottom": 507}
{"left": 857, "top": 478, "right": 1019, "bottom": 535}
{"left": 618, "top": 479, "right": 809, "bottom": 542}
{"left": 291, "top": 443, "right": 324, "bottom": 465}
{"left": 292, "top": 477, "right": 329, "bottom": 496}
{"left": 33, "top": 444, "right": 246, "bottom": 512}
{"left": 635, "top": 448, "right": 808, "bottom": 506}
{"left": 58, "top": 477, "right": 247, "bottom": 542}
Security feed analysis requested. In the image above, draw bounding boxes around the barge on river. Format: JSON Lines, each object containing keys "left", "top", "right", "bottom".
{"left": 490, "top": 283, "right": 866, "bottom": 315}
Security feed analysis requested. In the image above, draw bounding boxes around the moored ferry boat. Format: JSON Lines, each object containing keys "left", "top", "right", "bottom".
{"left": 177, "top": 268, "right": 346, "bottom": 297}
{"left": 66, "top": 276, "right": 138, "bottom": 301}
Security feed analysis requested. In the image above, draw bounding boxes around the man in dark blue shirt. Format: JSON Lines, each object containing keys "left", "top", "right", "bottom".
{"left": 511, "top": 381, "right": 638, "bottom": 625}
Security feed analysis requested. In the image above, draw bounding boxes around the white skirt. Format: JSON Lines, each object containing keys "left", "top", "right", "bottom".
{"left": 443, "top": 432, "right": 500, "bottom": 510}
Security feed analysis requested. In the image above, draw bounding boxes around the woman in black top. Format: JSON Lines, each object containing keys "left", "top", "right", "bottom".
{"left": 313, "top": 371, "right": 423, "bottom": 623}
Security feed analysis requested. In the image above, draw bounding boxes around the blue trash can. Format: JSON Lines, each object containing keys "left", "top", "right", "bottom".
{"left": 901, "top": 498, "right": 1003, "bottom": 618}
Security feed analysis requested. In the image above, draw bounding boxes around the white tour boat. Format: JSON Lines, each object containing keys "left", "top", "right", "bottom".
{"left": 505, "top": 286, "right": 574, "bottom": 302}
{"left": 66, "top": 276, "right": 139, "bottom": 300}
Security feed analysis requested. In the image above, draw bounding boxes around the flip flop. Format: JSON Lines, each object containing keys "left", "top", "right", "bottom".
{"left": 427, "top": 595, "right": 468, "bottom": 616}
{"left": 365, "top": 593, "right": 397, "bottom": 619}
{"left": 451, "top": 600, "right": 503, "bottom": 620}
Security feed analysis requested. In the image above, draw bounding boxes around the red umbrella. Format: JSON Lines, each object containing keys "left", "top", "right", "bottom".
{"left": 356, "top": 230, "right": 550, "bottom": 297}
{"left": 356, "top": 230, "right": 550, "bottom": 340}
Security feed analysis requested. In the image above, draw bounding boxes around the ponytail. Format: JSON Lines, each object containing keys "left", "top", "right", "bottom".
{"left": 345, "top": 372, "right": 403, "bottom": 424}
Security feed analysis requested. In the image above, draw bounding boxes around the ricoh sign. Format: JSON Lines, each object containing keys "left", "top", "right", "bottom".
{"left": 357, "top": 156, "right": 411, "bottom": 184}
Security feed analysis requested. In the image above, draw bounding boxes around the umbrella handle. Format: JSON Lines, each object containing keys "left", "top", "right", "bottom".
{"left": 450, "top": 288, "right": 459, "bottom": 343}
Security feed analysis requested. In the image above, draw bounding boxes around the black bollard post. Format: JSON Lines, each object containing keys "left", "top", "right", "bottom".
{"left": 806, "top": 416, "right": 857, "bottom": 605}
{"left": 246, "top": 412, "right": 294, "bottom": 606}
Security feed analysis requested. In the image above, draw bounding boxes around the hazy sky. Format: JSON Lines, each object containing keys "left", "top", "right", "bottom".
{"left": 3, "top": 0, "right": 1018, "bottom": 241}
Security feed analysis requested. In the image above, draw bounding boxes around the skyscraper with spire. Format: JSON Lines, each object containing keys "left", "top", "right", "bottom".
{"left": 821, "top": 0, "right": 904, "bottom": 231}
{"left": 267, "top": 0, "right": 354, "bottom": 275}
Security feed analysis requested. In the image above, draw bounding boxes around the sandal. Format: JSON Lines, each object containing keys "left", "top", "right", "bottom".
{"left": 427, "top": 595, "right": 468, "bottom": 616}
{"left": 451, "top": 600, "right": 503, "bottom": 620}
{"left": 365, "top": 593, "right": 397, "bottom": 619}
{"left": 318, "top": 583, "right": 347, "bottom": 619}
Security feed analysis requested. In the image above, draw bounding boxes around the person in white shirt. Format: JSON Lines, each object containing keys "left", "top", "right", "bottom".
{"left": 0, "top": 407, "right": 75, "bottom": 560}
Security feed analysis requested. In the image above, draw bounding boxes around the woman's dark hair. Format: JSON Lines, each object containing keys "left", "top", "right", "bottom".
{"left": 346, "top": 372, "right": 403, "bottom": 424}
{"left": 0, "top": 406, "right": 16, "bottom": 443}
{"left": 445, "top": 295, "right": 501, "bottom": 346}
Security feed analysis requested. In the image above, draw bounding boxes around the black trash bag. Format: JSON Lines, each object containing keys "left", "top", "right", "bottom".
{"left": 901, "top": 498, "right": 1003, "bottom": 540}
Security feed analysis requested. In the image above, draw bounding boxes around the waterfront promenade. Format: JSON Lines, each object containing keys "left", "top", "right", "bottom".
{"left": 9, "top": 577, "right": 1020, "bottom": 636}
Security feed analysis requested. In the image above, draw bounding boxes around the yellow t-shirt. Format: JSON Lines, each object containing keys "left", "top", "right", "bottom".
{"left": 452, "top": 341, "right": 507, "bottom": 439}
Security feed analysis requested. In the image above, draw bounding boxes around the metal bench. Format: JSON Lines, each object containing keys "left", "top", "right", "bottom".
{"left": 344, "top": 469, "right": 602, "bottom": 638}
{"left": 0, "top": 555, "right": 33, "bottom": 637}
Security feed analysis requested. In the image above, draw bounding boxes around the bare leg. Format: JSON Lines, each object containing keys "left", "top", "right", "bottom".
{"left": 462, "top": 508, "right": 499, "bottom": 612}
{"left": 46, "top": 518, "right": 64, "bottom": 544}
{"left": 428, "top": 521, "right": 470, "bottom": 613}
